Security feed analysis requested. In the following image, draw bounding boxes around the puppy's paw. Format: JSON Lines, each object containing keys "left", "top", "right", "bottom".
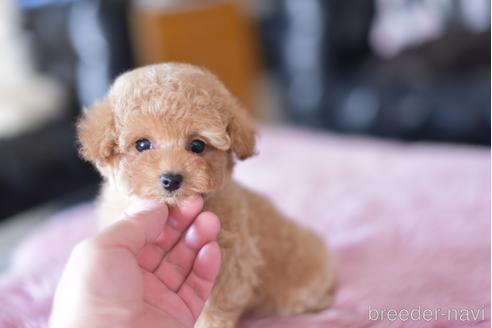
{"left": 195, "top": 310, "right": 238, "bottom": 328}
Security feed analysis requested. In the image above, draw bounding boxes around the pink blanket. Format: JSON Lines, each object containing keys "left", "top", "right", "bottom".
{"left": 1, "top": 126, "right": 490, "bottom": 327}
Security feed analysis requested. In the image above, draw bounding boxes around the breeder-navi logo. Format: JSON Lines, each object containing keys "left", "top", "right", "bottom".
{"left": 368, "top": 305, "right": 485, "bottom": 322}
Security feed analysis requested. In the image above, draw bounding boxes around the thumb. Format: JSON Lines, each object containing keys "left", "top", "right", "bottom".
{"left": 92, "top": 200, "right": 169, "bottom": 255}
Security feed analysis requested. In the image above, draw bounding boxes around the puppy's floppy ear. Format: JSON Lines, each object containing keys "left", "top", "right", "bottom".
{"left": 228, "top": 105, "right": 257, "bottom": 160}
{"left": 76, "top": 101, "right": 118, "bottom": 166}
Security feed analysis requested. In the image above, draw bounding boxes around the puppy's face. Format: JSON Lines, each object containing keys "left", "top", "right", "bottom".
{"left": 77, "top": 64, "right": 255, "bottom": 203}
{"left": 115, "top": 110, "right": 232, "bottom": 202}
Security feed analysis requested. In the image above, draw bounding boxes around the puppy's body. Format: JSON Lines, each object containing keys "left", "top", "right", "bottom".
{"left": 78, "top": 63, "right": 334, "bottom": 327}
{"left": 99, "top": 179, "right": 334, "bottom": 327}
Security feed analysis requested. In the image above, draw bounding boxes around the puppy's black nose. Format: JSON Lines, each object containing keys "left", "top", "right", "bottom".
{"left": 160, "top": 173, "right": 183, "bottom": 192}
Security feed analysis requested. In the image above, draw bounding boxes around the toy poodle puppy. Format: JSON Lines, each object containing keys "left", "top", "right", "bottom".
{"left": 77, "top": 63, "right": 335, "bottom": 327}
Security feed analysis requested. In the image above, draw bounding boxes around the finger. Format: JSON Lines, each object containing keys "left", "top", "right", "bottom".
{"left": 177, "top": 242, "right": 221, "bottom": 319}
{"left": 154, "top": 195, "right": 204, "bottom": 254}
{"left": 137, "top": 244, "right": 166, "bottom": 272}
{"left": 92, "top": 202, "right": 168, "bottom": 255}
{"left": 153, "top": 212, "right": 220, "bottom": 292}
{"left": 138, "top": 196, "right": 203, "bottom": 272}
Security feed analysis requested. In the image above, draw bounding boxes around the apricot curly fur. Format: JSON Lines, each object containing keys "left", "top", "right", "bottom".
{"left": 77, "top": 63, "right": 335, "bottom": 328}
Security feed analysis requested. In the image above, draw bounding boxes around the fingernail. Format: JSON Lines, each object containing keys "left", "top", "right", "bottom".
{"left": 185, "top": 225, "right": 199, "bottom": 247}
{"left": 126, "top": 197, "right": 161, "bottom": 216}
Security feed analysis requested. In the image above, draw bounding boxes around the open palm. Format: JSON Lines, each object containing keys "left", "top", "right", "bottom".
{"left": 51, "top": 197, "right": 221, "bottom": 328}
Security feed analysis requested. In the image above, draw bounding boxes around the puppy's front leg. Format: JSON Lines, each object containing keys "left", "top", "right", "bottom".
{"left": 194, "top": 259, "right": 257, "bottom": 328}
{"left": 195, "top": 300, "right": 243, "bottom": 328}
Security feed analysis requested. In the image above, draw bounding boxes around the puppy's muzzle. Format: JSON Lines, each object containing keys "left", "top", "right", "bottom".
{"left": 160, "top": 173, "right": 183, "bottom": 192}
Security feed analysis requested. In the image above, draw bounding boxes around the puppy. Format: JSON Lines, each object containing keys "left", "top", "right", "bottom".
{"left": 77, "top": 63, "right": 335, "bottom": 327}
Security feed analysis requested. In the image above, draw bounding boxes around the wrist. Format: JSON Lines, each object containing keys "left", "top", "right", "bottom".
{"left": 50, "top": 294, "right": 139, "bottom": 328}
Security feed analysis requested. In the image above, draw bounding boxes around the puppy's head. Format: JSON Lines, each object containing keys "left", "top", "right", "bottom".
{"left": 77, "top": 63, "right": 256, "bottom": 203}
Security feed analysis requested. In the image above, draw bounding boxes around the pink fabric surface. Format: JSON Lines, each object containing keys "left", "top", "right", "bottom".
{"left": 0, "top": 126, "right": 490, "bottom": 327}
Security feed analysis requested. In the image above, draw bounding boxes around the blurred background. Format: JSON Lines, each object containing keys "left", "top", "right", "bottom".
{"left": 0, "top": 0, "right": 490, "bottom": 266}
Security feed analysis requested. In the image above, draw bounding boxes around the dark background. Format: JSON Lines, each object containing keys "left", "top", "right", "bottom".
{"left": 0, "top": 0, "right": 490, "bottom": 220}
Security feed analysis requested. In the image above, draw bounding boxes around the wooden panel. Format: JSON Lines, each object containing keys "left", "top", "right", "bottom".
{"left": 130, "top": 2, "right": 260, "bottom": 109}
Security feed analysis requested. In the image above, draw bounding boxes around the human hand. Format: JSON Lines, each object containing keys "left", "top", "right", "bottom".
{"left": 50, "top": 196, "right": 221, "bottom": 328}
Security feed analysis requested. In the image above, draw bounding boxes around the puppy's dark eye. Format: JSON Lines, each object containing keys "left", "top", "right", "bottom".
{"left": 188, "top": 139, "right": 206, "bottom": 154}
{"left": 136, "top": 138, "right": 152, "bottom": 152}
